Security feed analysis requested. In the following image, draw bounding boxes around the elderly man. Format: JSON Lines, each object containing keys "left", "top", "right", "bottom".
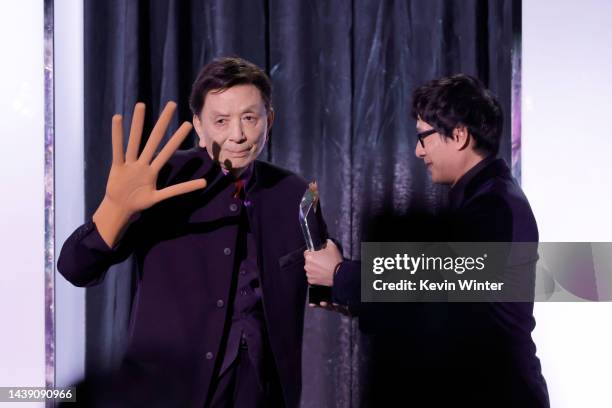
{"left": 59, "top": 57, "right": 326, "bottom": 407}
{"left": 305, "top": 74, "right": 549, "bottom": 407}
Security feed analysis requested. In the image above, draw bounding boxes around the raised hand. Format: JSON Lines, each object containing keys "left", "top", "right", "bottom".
{"left": 93, "top": 101, "right": 207, "bottom": 247}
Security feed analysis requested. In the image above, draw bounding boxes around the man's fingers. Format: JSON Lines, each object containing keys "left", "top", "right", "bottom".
{"left": 154, "top": 178, "right": 207, "bottom": 203}
{"left": 111, "top": 115, "right": 125, "bottom": 165}
{"left": 150, "top": 122, "right": 193, "bottom": 172}
{"left": 126, "top": 103, "right": 145, "bottom": 162}
{"left": 139, "top": 101, "right": 177, "bottom": 164}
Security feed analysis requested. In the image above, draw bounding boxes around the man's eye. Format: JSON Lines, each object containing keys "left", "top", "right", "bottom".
{"left": 243, "top": 115, "right": 256, "bottom": 122}
{"left": 215, "top": 118, "right": 226, "bottom": 125}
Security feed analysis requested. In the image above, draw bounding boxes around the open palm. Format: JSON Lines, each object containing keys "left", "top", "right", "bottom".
{"left": 105, "top": 101, "right": 207, "bottom": 213}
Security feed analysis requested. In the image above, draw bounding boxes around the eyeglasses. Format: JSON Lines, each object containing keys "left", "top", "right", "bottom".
{"left": 416, "top": 128, "right": 438, "bottom": 148}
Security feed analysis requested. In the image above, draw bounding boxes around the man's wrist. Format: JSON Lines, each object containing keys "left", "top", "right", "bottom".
{"left": 93, "top": 197, "right": 135, "bottom": 248}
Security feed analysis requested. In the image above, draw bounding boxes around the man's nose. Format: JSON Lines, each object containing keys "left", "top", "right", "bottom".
{"left": 415, "top": 141, "right": 426, "bottom": 158}
{"left": 228, "top": 120, "right": 247, "bottom": 143}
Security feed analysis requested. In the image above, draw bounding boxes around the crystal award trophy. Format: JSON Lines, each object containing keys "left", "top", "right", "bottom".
{"left": 299, "top": 182, "right": 332, "bottom": 304}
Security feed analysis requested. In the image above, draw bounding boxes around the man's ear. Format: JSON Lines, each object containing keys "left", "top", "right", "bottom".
{"left": 193, "top": 114, "right": 206, "bottom": 147}
{"left": 454, "top": 125, "right": 470, "bottom": 150}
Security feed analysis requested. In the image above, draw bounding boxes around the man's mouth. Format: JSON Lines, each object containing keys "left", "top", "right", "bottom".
{"left": 226, "top": 148, "right": 250, "bottom": 157}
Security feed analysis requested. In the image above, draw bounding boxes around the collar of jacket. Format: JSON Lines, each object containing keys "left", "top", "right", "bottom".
{"left": 448, "top": 155, "right": 510, "bottom": 210}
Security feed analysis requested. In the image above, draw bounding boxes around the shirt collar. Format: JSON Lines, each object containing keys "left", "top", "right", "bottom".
{"left": 222, "top": 162, "right": 254, "bottom": 188}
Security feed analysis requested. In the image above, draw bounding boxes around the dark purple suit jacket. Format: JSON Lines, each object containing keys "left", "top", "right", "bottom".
{"left": 333, "top": 157, "right": 549, "bottom": 407}
{"left": 58, "top": 147, "right": 327, "bottom": 407}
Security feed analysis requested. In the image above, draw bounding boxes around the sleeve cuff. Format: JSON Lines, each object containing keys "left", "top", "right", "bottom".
{"left": 80, "top": 220, "right": 119, "bottom": 253}
{"left": 332, "top": 259, "right": 361, "bottom": 309}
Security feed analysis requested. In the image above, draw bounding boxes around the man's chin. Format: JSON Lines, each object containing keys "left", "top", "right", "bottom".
{"left": 429, "top": 172, "right": 442, "bottom": 184}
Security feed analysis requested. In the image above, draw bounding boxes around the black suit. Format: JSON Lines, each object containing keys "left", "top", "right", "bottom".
{"left": 58, "top": 147, "right": 327, "bottom": 407}
{"left": 333, "top": 157, "right": 550, "bottom": 407}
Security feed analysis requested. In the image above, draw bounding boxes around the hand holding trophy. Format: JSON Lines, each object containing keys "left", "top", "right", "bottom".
{"left": 300, "top": 182, "right": 337, "bottom": 307}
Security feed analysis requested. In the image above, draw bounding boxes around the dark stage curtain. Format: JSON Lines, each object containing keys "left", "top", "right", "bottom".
{"left": 83, "top": 1, "right": 518, "bottom": 406}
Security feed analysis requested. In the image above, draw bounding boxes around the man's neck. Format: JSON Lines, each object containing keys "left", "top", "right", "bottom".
{"left": 450, "top": 153, "right": 487, "bottom": 188}
{"left": 225, "top": 167, "right": 245, "bottom": 179}
{"left": 221, "top": 162, "right": 253, "bottom": 182}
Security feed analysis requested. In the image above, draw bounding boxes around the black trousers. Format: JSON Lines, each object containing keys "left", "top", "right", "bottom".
{"left": 207, "top": 344, "right": 284, "bottom": 408}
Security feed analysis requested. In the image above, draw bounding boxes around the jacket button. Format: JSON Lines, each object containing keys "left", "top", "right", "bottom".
{"left": 216, "top": 299, "right": 224, "bottom": 308}
{"left": 223, "top": 247, "right": 231, "bottom": 255}
{"left": 205, "top": 352, "right": 213, "bottom": 360}
{"left": 229, "top": 203, "right": 238, "bottom": 212}
{"left": 240, "top": 269, "right": 246, "bottom": 275}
